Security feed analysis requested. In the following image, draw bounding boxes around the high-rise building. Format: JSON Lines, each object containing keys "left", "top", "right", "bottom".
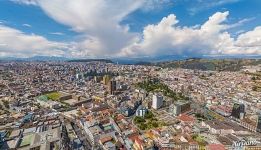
{"left": 136, "top": 105, "right": 148, "bottom": 117}
{"left": 257, "top": 113, "right": 261, "bottom": 133}
{"left": 152, "top": 94, "right": 163, "bottom": 109}
{"left": 170, "top": 101, "right": 191, "bottom": 116}
{"left": 108, "top": 80, "right": 116, "bottom": 95}
{"left": 231, "top": 103, "right": 245, "bottom": 120}
{"left": 103, "top": 75, "right": 111, "bottom": 85}
{"left": 76, "top": 73, "right": 83, "bottom": 80}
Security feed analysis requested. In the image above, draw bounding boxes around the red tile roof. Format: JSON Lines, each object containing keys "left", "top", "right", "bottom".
{"left": 178, "top": 114, "right": 195, "bottom": 122}
{"left": 207, "top": 144, "right": 225, "bottom": 150}
{"left": 99, "top": 136, "right": 113, "bottom": 144}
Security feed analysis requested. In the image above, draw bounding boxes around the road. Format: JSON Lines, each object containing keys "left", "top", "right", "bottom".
{"left": 71, "top": 122, "right": 93, "bottom": 150}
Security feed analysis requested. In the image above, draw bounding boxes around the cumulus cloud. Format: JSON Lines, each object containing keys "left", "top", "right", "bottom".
{"left": 0, "top": 25, "right": 69, "bottom": 57}
{"left": 34, "top": 0, "right": 145, "bottom": 56}
{"left": 10, "top": 0, "right": 176, "bottom": 57}
{"left": 7, "top": 1, "right": 261, "bottom": 58}
{"left": 235, "top": 27, "right": 261, "bottom": 47}
{"left": 120, "top": 11, "right": 261, "bottom": 56}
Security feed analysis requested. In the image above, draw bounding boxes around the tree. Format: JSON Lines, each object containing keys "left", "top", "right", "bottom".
{"left": 3, "top": 100, "right": 10, "bottom": 109}
{"left": 139, "top": 123, "right": 147, "bottom": 130}
{"left": 144, "top": 111, "right": 154, "bottom": 119}
{"left": 152, "top": 121, "right": 159, "bottom": 128}
{"left": 134, "top": 116, "right": 145, "bottom": 124}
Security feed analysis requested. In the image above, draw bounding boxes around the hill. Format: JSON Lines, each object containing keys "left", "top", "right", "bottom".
{"left": 154, "top": 58, "right": 261, "bottom": 71}
{"left": 67, "top": 59, "right": 113, "bottom": 63}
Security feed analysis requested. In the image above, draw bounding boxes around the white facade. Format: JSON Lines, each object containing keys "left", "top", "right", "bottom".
{"left": 152, "top": 94, "right": 163, "bottom": 109}
{"left": 173, "top": 105, "right": 181, "bottom": 116}
{"left": 136, "top": 108, "right": 147, "bottom": 117}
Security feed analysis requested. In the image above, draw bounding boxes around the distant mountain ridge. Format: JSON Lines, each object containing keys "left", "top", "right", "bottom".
{"left": 1, "top": 55, "right": 261, "bottom": 69}
{"left": 0, "top": 56, "right": 69, "bottom": 62}
{"left": 67, "top": 59, "right": 113, "bottom": 63}
{"left": 154, "top": 58, "right": 261, "bottom": 71}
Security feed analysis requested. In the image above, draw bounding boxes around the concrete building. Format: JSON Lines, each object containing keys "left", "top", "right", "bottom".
{"left": 171, "top": 101, "right": 191, "bottom": 116}
{"left": 15, "top": 127, "right": 68, "bottom": 150}
{"left": 231, "top": 103, "right": 245, "bottom": 120}
{"left": 103, "top": 75, "right": 111, "bottom": 85}
{"left": 108, "top": 80, "right": 116, "bottom": 95}
{"left": 152, "top": 94, "right": 163, "bottom": 110}
{"left": 135, "top": 106, "right": 148, "bottom": 117}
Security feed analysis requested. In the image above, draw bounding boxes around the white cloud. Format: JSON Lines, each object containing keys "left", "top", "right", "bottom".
{"left": 49, "top": 32, "right": 64, "bottom": 36}
{"left": 0, "top": 20, "right": 7, "bottom": 24}
{"left": 10, "top": 0, "right": 175, "bottom": 57}
{"left": 22, "top": 23, "right": 32, "bottom": 27}
{"left": 7, "top": 1, "right": 261, "bottom": 58}
{"left": 120, "top": 11, "right": 261, "bottom": 56}
{"left": 236, "top": 27, "right": 261, "bottom": 47}
{"left": 34, "top": 0, "right": 145, "bottom": 56}
{"left": 142, "top": 0, "right": 174, "bottom": 11}
{"left": 0, "top": 25, "right": 69, "bottom": 57}
{"left": 10, "top": 0, "right": 38, "bottom": 5}
{"left": 228, "top": 17, "right": 255, "bottom": 29}
{"left": 188, "top": 0, "right": 241, "bottom": 15}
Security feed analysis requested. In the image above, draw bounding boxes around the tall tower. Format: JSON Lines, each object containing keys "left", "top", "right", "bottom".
{"left": 103, "top": 75, "right": 111, "bottom": 85}
{"left": 231, "top": 103, "right": 245, "bottom": 120}
{"left": 60, "top": 124, "right": 71, "bottom": 150}
{"left": 152, "top": 94, "right": 163, "bottom": 110}
{"left": 108, "top": 80, "right": 116, "bottom": 95}
{"left": 257, "top": 113, "right": 261, "bottom": 133}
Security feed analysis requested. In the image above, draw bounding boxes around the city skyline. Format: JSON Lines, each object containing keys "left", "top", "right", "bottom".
{"left": 0, "top": 0, "right": 260, "bottom": 58}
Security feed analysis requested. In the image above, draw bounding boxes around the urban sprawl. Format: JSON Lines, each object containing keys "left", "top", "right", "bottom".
{"left": 0, "top": 61, "right": 261, "bottom": 150}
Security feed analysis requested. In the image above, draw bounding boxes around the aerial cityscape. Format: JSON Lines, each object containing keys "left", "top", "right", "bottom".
{"left": 0, "top": 0, "right": 261, "bottom": 150}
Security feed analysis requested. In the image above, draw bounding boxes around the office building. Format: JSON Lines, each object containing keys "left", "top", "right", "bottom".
{"left": 171, "top": 101, "right": 191, "bottom": 116}
{"left": 257, "top": 113, "right": 261, "bottom": 133}
{"left": 136, "top": 105, "right": 148, "bottom": 117}
{"left": 76, "top": 73, "right": 83, "bottom": 80}
{"left": 231, "top": 103, "right": 245, "bottom": 120}
{"left": 103, "top": 75, "right": 111, "bottom": 85}
{"left": 152, "top": 94, "right": 163, "bottom": 110}
{"left": 108, "top": 80, "right": 116, "bottom": 95}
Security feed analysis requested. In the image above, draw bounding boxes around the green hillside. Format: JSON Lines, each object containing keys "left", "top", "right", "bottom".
{"left": 155, "top": 59, "right": 261, "bottom": 71}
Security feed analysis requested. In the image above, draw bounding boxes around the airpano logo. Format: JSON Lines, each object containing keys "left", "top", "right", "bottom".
{"left": 233, "top": 140, "right": 260, "bottom": 147}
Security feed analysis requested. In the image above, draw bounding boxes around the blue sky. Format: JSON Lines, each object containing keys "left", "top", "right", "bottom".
{"left": 0, "top": 0, "right": 260, "bottom": 58}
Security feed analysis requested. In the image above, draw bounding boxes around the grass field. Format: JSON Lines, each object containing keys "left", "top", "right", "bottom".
{"left": 20, "top": 134, "right": 33, "bottom": 147}
{"left": 192, "top": 134, "right": 207, "bottom": 145}
{"left": 134, "top": 111, "right": 166, "bottom": 130}
{"left": 46, "top": 92, "right": 61, "bottom": 101}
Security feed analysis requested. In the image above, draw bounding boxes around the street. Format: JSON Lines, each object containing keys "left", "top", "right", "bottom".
{"left": 71, "top": 122, "right": 93, "bottom": 150}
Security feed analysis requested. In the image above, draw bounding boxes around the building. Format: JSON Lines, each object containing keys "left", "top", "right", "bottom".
{"left": 136, "top": 106, "right": 148, "bottom": 117}
{"left": 121, "top": 107, "right": 132, "bottom": 117}
{"left": 108, "top": 80, "right": 116, "bottom": 95}
{"left": 202, "top": 119, "right": 248, "bottom": 135}
{"left": 257, "top": 113, "right": 261, "bottom": 133}
{"left": 152, "top": 94, "right": 163, "bottom": 110}
{"left": 103, "top": 75, "right": 111, "bottom": 85}
{"left": 171, "top": 101, "right": 191, "bottom": 116}
{"left": 37, "top": 96, "right": 61, "bottom": 109}
{"left": 0, "top": 132, "right": 5, "bottom": 148}
{"left": 76, "top": 73, "right": 83, "bottom": 80}
{"left": 231, "top": 103, "right": 245, "bottom": 120}
{"left": 13, "top": 127, "right": 68, "bottom": 150}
